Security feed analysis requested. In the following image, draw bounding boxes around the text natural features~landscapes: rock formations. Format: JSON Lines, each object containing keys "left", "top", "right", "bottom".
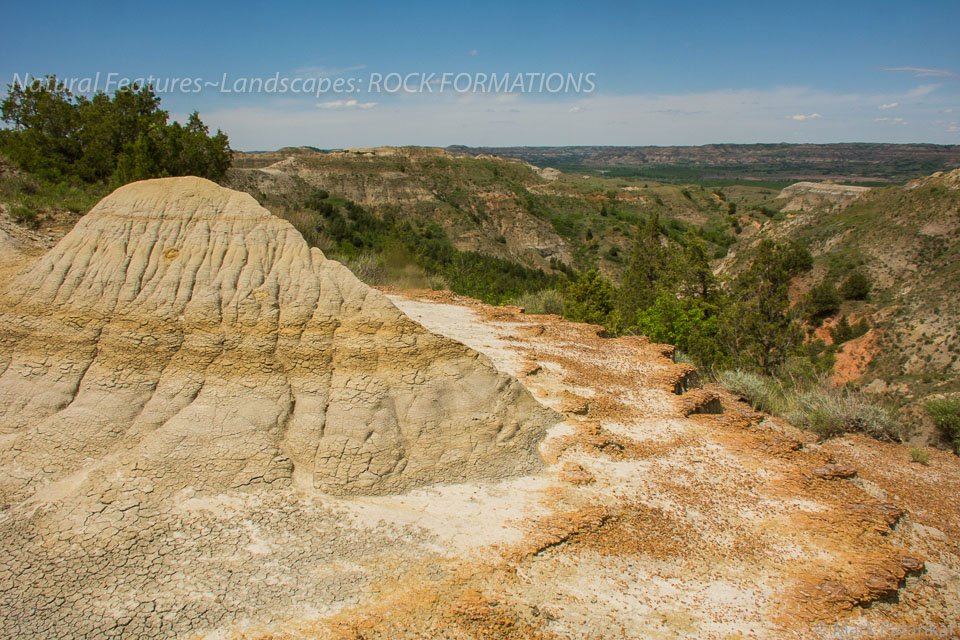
{"left": 0, "top": 176, "right": 554, "bottom": 506}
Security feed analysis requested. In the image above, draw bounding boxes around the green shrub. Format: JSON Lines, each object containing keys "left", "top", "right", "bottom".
{"left": 516, "top": 289, "right": 564, "bottom": 316}
{"left": 803, "top": 404, "right": 846, "bottom": 439}
{"left": 717, "top": 370, "right": 904, "bottom": 442}
{"left": 604, "top": 245, "right": 622, "bottom": 261}
{"left": 830, "top": 316, "right": 870, "bottom": 345}
{"left": 840, "top": 271, "right": 872, "bottom": 300}
{"left": 635, "top": 294, "right": 725, "bottom": 369}
{"left": 756, "top": 205, "right": 777, "bottom": 218}
{"left": 0, "top": 172, "right": 39, "bottom": 196}
{"left": 806, "top": 280, "right": 842, "bottom": 324}
{"left": 9, "top": 204, "right": 38, "bottom": 227}
{"left": 715, "top": 370, "right": 786, "bottom": 414}
{"left": 1, "top": 172, "right": 107, "bottom": 216}
{"left": 304, "top": 189, "right": 331, "bottom": 210}
{"left": 908, "top": 447, "right": 931, "bottom": 465}
{"left": 925, "top": 397, "right": 960, "bottom": 454}
{"left": 788, "top": 388, "right": 902, "bottom": 442}
{"left": 563, "top": 270, "right": 617, "bottom": 327}
{"left": 339, "top": 253, "right": 388, "bottom": 286}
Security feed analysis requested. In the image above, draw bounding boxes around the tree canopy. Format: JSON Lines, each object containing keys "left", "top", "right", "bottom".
{"left": 556, "top": 221, "right": 815, "bottom": 375}
{"left": 1, "top": 75, "right": 231, "bottom": 184}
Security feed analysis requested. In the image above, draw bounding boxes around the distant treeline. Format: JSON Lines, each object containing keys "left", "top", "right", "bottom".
{"left": 449, "top": 143, "right": 960, "bottom": 184}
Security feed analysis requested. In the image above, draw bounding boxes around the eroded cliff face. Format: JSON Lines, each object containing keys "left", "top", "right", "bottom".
{"left": 776, "top": 181, "right": 870, "bottom": 212}
{"left": 228, "top": 147, "right": 576, "bottom": 270}
{"left": 0, "top": 176, "right": 553, "bottom": 505}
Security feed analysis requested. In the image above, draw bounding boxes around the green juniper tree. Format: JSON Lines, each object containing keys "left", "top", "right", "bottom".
{"left": 1, "top": 75, "right": 231, "bottom": 185}
{"left": 564, "top": 269, "right": 617, "bottom": 327}
{"left": 718, "top": 240, "right": 810, "bottom": 374}
{"left": 616, "top": 214, "right": 671, "bottom": 325}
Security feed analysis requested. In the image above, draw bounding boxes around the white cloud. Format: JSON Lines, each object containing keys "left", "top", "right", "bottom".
{"left": 791, "top": 112, "right": 822, "bottom": 121}
{"left": 874, "top": 117, "right": 908, "bottom": 125}
{"left": 568, "top": 106, "right": 583, "bottom": 113}
{"left": 948, "top": 123, "right": 960, "bottom": 133}
{"left": 878, "top": 102, "right": 898, "bottom": 110}
{"left": 883, "top": 66, "right": 957, "bottom": 78}
{"left": 469, "top": 49, "right": 478, "bottom": 56}
{"left": 906, "top": 84, "right": 941, "bottom": 98}
{"left": 202, "top": 85, "right": 960, "bottom": 149}
{"left": 316, "top": 99, "right": 377, "bottom": 110}
{"left": 649, "top": 108, "right": 708, "bottom": 116}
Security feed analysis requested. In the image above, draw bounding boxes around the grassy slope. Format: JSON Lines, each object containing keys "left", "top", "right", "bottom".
{"left": 721, "top": 170, "right": 960, "bottom": 396}
{"left": 229, "top": 148, "right": 775, "bottom": 279}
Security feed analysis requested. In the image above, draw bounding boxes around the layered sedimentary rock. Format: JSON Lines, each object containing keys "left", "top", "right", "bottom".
{"left": 777, "top": 181, "right": 870, "bottom": 212}
{"left": 0, "top": 177, "right": 552, "bottom": 505}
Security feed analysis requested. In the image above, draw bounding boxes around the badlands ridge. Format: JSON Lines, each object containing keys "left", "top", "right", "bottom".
{"left": 0, "top": 177, "right": 552, "bottom": 500}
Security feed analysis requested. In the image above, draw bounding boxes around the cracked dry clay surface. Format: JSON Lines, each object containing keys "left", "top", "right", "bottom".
{"left": 0, "top": 177, "right": 555, "bottom": 639}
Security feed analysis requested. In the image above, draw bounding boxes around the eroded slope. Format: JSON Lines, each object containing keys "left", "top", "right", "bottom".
{"left": 0, "top": 178, "right": 555, "bottom": 638}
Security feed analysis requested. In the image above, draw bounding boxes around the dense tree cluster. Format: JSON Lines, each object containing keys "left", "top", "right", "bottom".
{"left": 0, "top": 76, "right": 231, "bottom": 184}
{"left": 561, "top": 219, "right": 815, "bottom": 375}
{"left": 298, "top": 190, "right": 560, "bottom": 304}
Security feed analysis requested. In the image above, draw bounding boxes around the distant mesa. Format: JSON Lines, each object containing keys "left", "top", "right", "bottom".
{"left": 777, "top": 181, "right": 871, "bottom": 212}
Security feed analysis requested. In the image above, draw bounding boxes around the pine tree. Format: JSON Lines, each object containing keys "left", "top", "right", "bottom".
{"left": 564, "top": 270, "right": 617, "bottom": 327}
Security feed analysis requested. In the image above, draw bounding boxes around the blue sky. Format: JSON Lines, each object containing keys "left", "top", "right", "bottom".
{"left": 2, "top": 0, "right": 958, "bottom": 149}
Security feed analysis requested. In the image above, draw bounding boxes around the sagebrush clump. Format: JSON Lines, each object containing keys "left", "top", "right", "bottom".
{"left": 926, "top": 397, "right": 960, "bottom": 454}
{"left": 516, "top": 289, "right": 564, "bottom": 316}
{"left": 716, "top": 369, "right": 904, "bottom": 442}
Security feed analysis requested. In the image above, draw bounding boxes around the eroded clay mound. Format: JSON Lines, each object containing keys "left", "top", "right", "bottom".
{"left": 0, "top": 177, "right": 553, "bottom": 504}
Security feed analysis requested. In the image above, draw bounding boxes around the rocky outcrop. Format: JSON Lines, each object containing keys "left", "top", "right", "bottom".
{"left": 0, "top": 177, "right": 553, "bottom": 505}
{"left": 777, "top": 181, "right": 870, "bottom": 212}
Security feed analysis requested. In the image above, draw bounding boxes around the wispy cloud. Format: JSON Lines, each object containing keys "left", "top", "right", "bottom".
{"left": 791, "top": 112, "right": 822, "bottom": 121}
{"left": 906, "top": 84, "right": 941, "bottom": 98}
{"left": 316, "top": 99, "right": 377, "bottom": 110}
{"left": 878, "top": 102, "right": 898, "bottom": 110}
{"left": 883, "top": 66, "right": 957, "bottom": 78}
{"left": 649, "top": 108, "right": 708, "bottom": 116}
{"left": 875, "top": 117, "right": 908, "bottom": 125}
{"left": 469, "top": 49, "right": 479, "bottom": 56}
{"left": 204, "top": 85, "right": 959, "bottom": 150}
{"left": 295, "top": 64, "right": 367, "bottom": 78}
